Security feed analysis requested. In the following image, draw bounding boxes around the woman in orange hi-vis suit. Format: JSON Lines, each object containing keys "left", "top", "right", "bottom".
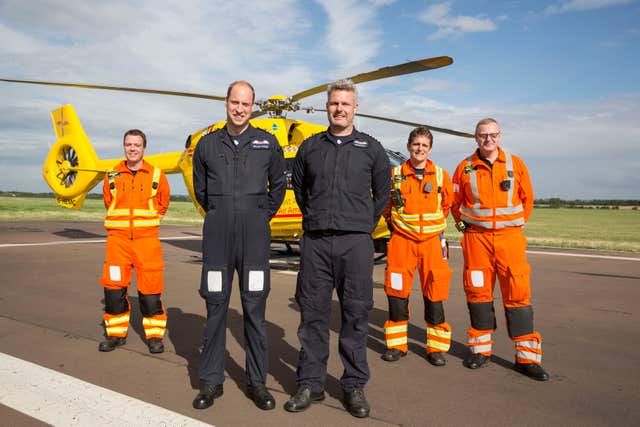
{"left": 452, "top": 118, "right": 549, "bottom": 381}
{"left": 98, "top": 129, "right": 170, "bottom": 354}
{"left": 381, "top": 127, "right": 453, "bottom": 367}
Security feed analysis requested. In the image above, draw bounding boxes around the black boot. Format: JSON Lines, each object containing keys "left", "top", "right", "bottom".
{"left": 147, "top": 338, "right": 164, "bottom": 354}
{"left": 381, "top": 348, "right": 407, "bottom": 362}
{"left": 427, "top": 351, "right": 446, "bottom": 366}
{"left": 463, "top": 353, "right": 490, "bottom": 369}
{"left": 247, "top": 384, "right": 276, "bottom": 410}
{"left": 514, "top": 363, "right": 550, "bottom": 381}
{"left": 343, "top": 389, "right": 370, "bottom": 418}
{"left": 192, "top": 383, "right": 223, "bottom": 409}
{"left": 284, "top": 387, "right": 325, "bottom": 412}
{"left": 98, "top": 336, "right": 126, "bottom": 352}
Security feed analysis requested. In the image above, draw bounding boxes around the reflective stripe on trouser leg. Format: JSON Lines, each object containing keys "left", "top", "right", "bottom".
{"left": 139, "top": 292, "right": 166, "bottom": 339}
{"left": 142, "top": 313, "right": 167, "bottom": 339}
{"left": 384, "top": 320, "right": 408, "bottom": 352}
{"left": 426, "top": 322, "right": 451, "bottom": 353}
{"left": 514, "top": 332, "right": 542, "bottom": 364}
{"left": 103, "top": 312, "right": 130, "bottom": 338}
{"left": 467, "top": 327, "right": 493, "bottom": 355}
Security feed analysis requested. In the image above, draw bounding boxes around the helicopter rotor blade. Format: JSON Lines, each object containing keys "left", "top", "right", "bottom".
{"left": 314, "top": 108, "right": 474, "bottom": 138}
{"left": 289, "top": 56, "right": 453, "bottom": 103}
{"left": 0, "top": 78, "right": 226, "bottom": 101}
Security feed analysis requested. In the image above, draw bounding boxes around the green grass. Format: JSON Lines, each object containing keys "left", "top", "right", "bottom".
{"left": 1, "top": 197, "right": 639, "bottom": 252}
{"left": 443, "top": 207, "right": 640, "bottom": 252}
{"left": 0, "top": 196, "right": 203, "bottom": 225}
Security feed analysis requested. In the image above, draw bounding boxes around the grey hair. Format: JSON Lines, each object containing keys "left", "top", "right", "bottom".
{"left": 475, "top": 117, "right": 500, "bottom": 133}
{"left": 327, "top": 78, "right": 358, "bottom": 102}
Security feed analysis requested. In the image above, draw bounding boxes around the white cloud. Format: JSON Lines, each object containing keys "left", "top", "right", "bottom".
{"left": 420, "top": 2, "right": 497, "bottom": 40}
{"left": 315, "top": 0, "right": 381, "bottom": 73}
{"left": 544, "top": 0, "right": 635, "bottom": 15}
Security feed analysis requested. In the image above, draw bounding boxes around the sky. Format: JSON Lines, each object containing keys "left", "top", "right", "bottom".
{"left": 1, "top": 0, "right": 639, "bottom": 199}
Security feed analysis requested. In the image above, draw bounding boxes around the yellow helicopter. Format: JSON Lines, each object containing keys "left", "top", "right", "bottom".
{"left": 1, "top": 56, "right": 473, "bottom": 250}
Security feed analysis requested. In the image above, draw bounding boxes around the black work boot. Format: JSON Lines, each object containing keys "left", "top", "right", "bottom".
{"left": 381, "top": 348, "right": 407, "bottom": 362}
{"left": 514, "top": 363, "right": 550, "bottom": 381}
{"left": 192, "top": 383, "right": 223, "bottom": 409}
{"left": 343, "top": 389, "right": 370, "bottom": 418}
{"left": 98, "top": 336, "right": 126, "bottom": 352}
{"left": 284, "top": 387, "right": 325, "bottom": 412}
{"left": 427, "top": 351, "right": 447, "bottom": 366}
{"left": 463, "top": 353, "right": 490, "bottom": 369}
{"left": 147, "top": 338, "right": 164, "bottom": 354}
{"left": 247, "top": 384, "right": 276, "bottom": 410}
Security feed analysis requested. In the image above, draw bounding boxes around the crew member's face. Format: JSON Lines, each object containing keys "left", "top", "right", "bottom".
{"left": 326, "top": 89, "right": 358, "bottom": 134}
{"left": 124, "top": 135, "right": 145, "bottom": 165}
{"left": 407, "top": 135, "right": 432, "bottom": 165}
{"left": 225, "top": 83, "right": 254, "bottom": 130}
{"left": 475, "top": 122, "right": 501, "bottom": 157}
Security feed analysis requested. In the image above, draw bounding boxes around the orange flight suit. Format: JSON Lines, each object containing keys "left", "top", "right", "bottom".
{"left": 383, "top": 160, "right": 453, "bottom": 354}
{"left": 99, "top": 160, "right": 170, "bottom": 341}
{"left": 452, "top": 147, "right": 542, "bottom": 365}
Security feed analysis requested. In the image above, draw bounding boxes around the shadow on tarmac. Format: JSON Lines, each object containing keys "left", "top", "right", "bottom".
{"left": 99, "top": 281, "right": 512, "bottom": 404}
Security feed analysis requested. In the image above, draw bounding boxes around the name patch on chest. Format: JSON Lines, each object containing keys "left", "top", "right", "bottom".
{"left": 353, "top": 140, "right": 368, "bottom": 148}
{"left": 251, "top": 140, "right": 270, "bottom": 149}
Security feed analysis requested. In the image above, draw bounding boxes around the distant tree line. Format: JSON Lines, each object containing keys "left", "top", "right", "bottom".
{"left": 534, "top": 198, "right": 639, "bottom": 209}
{"left": 1, "top": 192, "right": 638, "bottom": 208}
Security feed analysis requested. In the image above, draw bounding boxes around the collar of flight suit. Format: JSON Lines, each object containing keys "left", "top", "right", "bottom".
{"left": 324, "top": 129, "right": 360, "bottom": 146}
{"left": 472, "top": 146, "right": 507, "bottom": 169}
{"left": 221, "top": 124, "right": 260, "bottom": 150}
{"left": 113, "top": 159, "right": 152, "bottom": 175}
{"left": 401, "top": 158, "right": 436, "bottom": 178}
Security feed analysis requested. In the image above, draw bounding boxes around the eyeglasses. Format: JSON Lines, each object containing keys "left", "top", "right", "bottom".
{"left": 476, "top": 132, "right": 500, "bottom": 139}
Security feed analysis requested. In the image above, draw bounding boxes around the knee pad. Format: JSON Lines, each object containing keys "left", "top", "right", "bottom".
{"left": 104, "top": 288, "right": 128, "bottom": 315}
{"left": 424, "top": 297, "right": 445, "bottom": 325}
{"left": 388, "top": 296, "right": 409, "bottom": 322}
{"left": 138, "top": 292, "right": 163, "bottom": 317}
{"left": 506, "top": 305, "right": 534, "bottom": 338}
{"left": 468, "top": 301, "right": 496, "bottom": 330}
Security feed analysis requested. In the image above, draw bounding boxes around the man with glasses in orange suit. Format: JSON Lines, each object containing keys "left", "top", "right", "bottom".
{"left": 452, "top": 117, "right": 549, "bottom": 381}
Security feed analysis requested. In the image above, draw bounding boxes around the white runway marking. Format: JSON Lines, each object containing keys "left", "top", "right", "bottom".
{"left": 447, "top": 244, "right": 639, "bottom": 262}
{"left": 1, "top": 238, "right": 637, "bottom": 261}
{"left": 0, "top": 235, "right": 200, "bottom": 248}
{"left": 0, "top": 352, "right": 213, "bottom": 427}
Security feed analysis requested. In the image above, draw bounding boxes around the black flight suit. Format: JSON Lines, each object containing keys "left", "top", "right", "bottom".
{"left": 193, "top": 124, "right": 286, "bottom": 387}
{"left": 292, "top": 129, "right": 391, "bottom": 393}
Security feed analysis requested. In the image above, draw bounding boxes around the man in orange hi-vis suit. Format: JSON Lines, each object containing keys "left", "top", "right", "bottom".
{"left": 98, "top": 129, "right": 170, "bottom": 354}
{"left": 381, "top": 126, "right": 453, "bottom": 367}
{"left": 452, "top": 118, "right": 549, "bottom": 381}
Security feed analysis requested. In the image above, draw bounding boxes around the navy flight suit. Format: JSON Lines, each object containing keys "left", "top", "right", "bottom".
{"left": 193, "top": 124, "right": 286, "bottom": 388}
{"left": 292, "top": 129, "right": 391, "bottom": 393}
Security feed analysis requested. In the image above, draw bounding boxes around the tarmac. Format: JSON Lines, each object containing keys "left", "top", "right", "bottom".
{"left": 1, "top": 221, "right": 639, "bottom": 426}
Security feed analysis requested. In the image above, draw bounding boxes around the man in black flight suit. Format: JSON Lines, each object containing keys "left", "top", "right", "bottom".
{"left": 284, "top": 79, "right": 391, "bottom": 418}
{"left": 192, "top": 80, "right": 286, "bottom": 411}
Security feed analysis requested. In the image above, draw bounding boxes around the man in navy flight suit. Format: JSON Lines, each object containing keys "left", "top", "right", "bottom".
{"left": 192, "top": 80, "right": 286, "bottom": 411}
{"left": 285, "top": 79, "right": 391, "bottom": 418}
